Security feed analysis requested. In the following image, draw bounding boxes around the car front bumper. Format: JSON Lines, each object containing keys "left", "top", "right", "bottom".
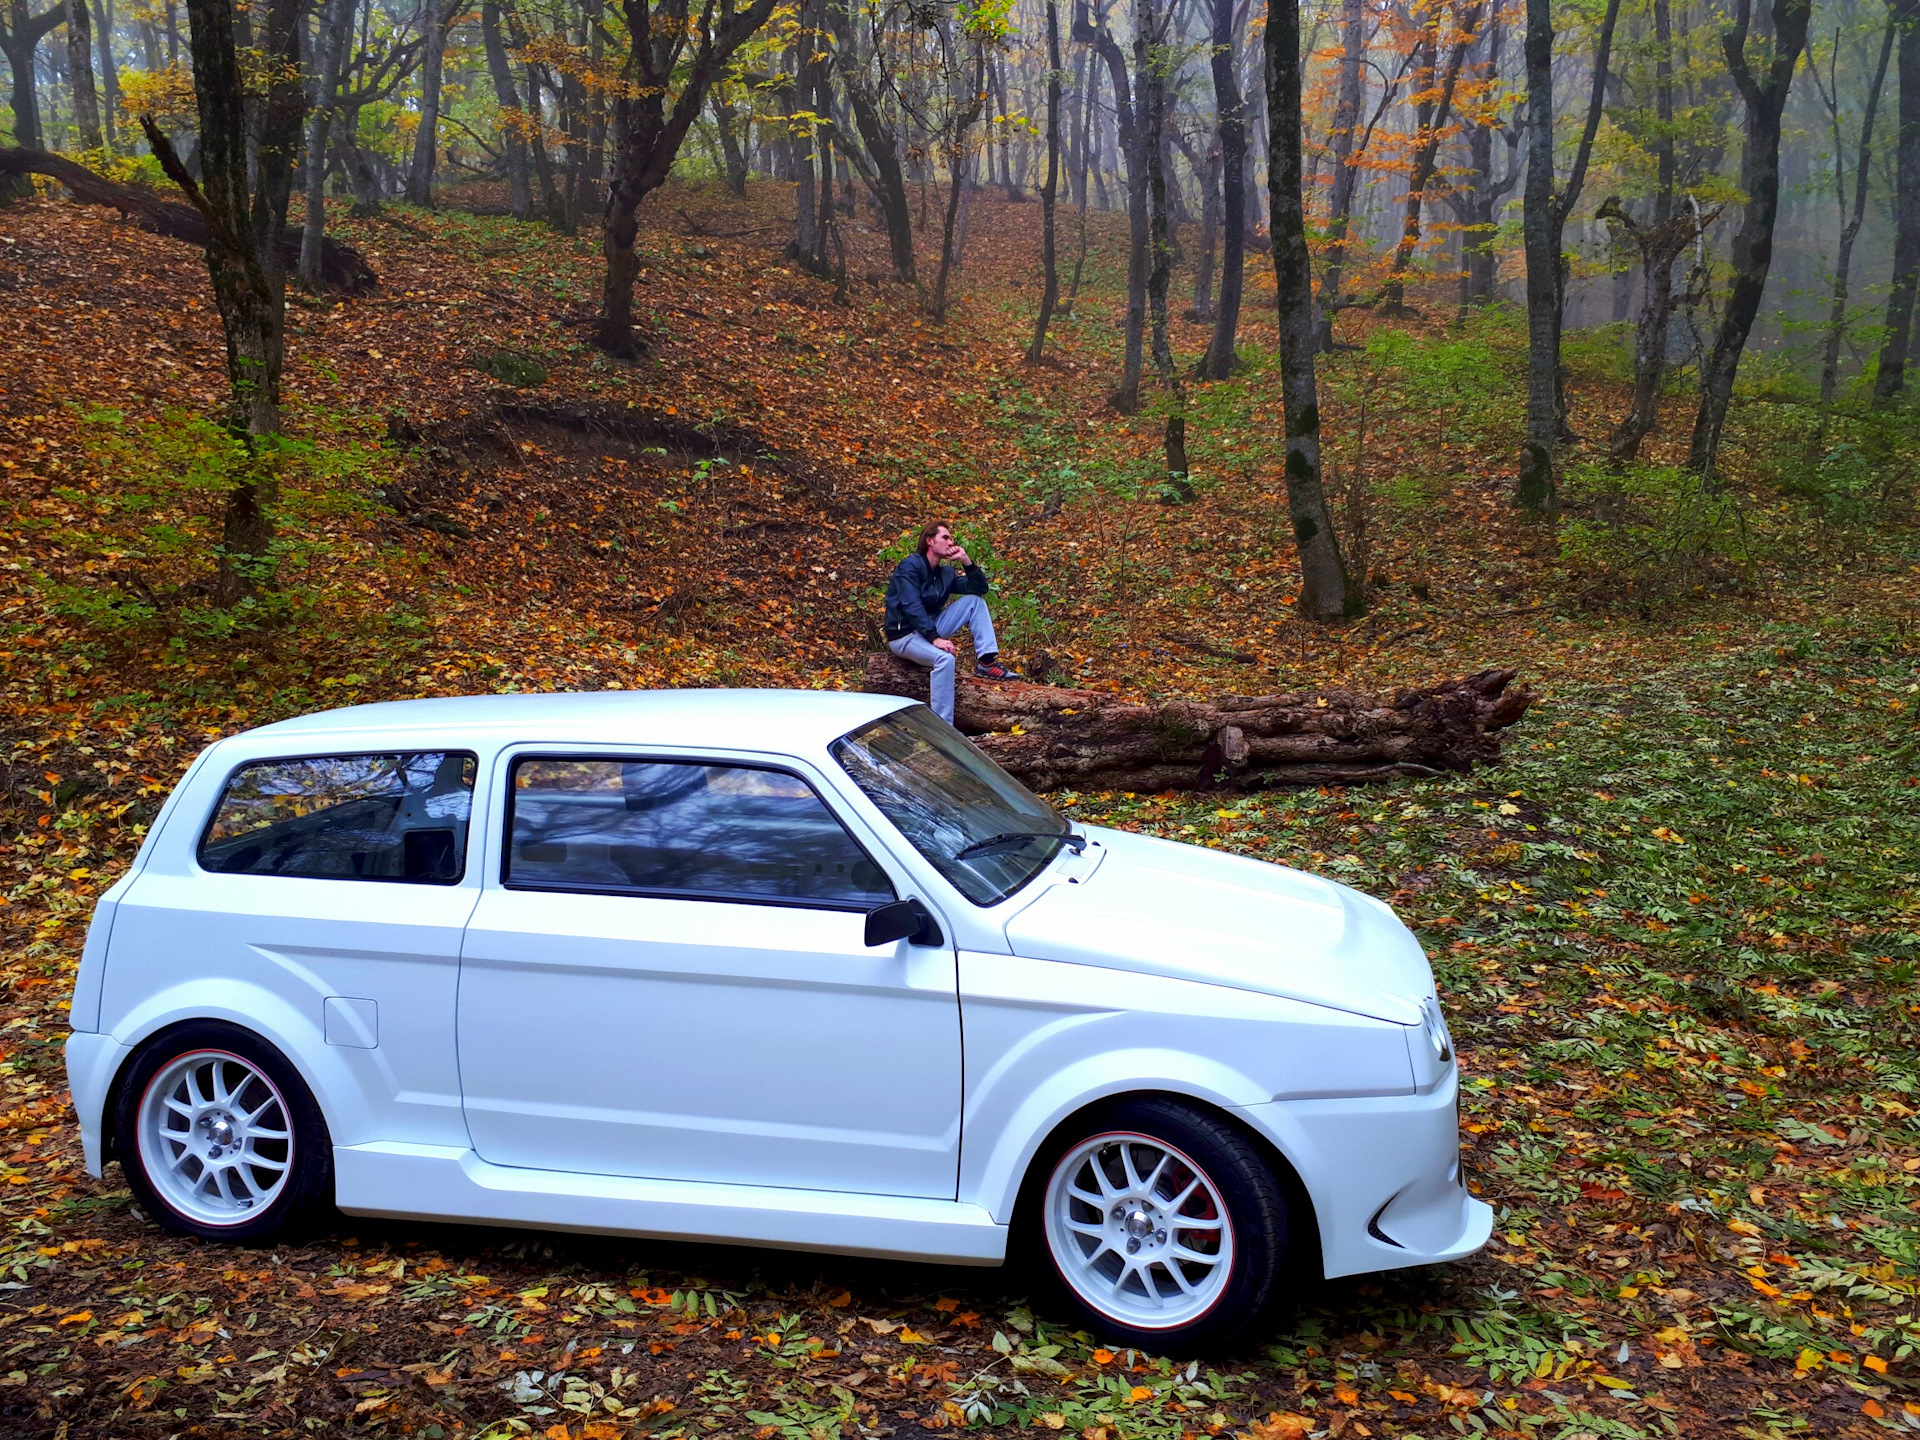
{"left": 1235, "top": 1072, "right": 1491, "bottom": 1280}
{"left": 65, "top": 1029, "right": 127, "bottom": 1179}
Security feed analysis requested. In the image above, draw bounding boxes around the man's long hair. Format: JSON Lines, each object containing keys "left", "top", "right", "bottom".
{"left": 915, "top": 521, "right": 953, "bottom": 560}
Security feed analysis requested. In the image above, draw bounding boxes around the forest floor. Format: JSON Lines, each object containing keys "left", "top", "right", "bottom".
{"left": 0, "top": 176, "right": 1915, "bottom": 1440}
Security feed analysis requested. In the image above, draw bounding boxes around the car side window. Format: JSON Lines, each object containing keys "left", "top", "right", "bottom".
{"left": 198, "top": 752, "right": 476, "bottom": 884}
{"left": 505, "top": 757, "right": 894, "bottom": 909}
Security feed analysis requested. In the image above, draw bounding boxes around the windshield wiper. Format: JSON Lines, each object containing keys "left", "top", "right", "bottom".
{"left": 954, "top": 829, "right": 1087, "bottom": 862}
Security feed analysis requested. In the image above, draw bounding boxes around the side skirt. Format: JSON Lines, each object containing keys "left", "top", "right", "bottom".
{"left": 334, "top": 1142, "right": 1010, "bottom": 1265}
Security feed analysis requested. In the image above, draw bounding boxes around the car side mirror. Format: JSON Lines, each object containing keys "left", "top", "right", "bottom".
{"left": 864, "top": 898, "right": 943, "bottom": 948}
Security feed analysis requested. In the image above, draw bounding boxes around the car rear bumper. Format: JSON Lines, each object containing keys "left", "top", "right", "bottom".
{"left": 65, "top": 1030, "right": 128, "bottom": 1179}
{"left": 1235, "top": 1073, "right": 1491, "bottom": 1279}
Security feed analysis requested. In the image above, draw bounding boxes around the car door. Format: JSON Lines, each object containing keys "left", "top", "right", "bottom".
{"left": 456, "top": 749, "right": 963, "bottom": 1200}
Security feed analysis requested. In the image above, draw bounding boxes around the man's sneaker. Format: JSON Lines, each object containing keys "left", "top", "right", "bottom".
{"left": 975, "top": 658, "right": 1021, "bottom": 681}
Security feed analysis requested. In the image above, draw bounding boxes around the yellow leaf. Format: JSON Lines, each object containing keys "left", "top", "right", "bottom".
{"left": 898, "top": 1328, "right": 931, "bottom": 1344}
{"left": 1864, "top": 1355, "right": 1888, "bottom": 1373}
{"left": 1128, "top": 1386, "right": 1152, "bottom": 1403}
{"left": 57, "top": 1310, "right": 93, "bottom": 1326}
{"left": 933, "top": 1297, "right": 958, "bottom": 1313}
{"left": 1593, "top": 1375, "right": 1634, "bottom": 1390}
{"left": 827, "top": 1290, "right": 852, "bottom": 1307}
{"left": 1091, "top": 1349, "right": 1115, "bottom": 1364}
{"left": 1333, "top": 1383, "right": 1358, "bottom": 1405}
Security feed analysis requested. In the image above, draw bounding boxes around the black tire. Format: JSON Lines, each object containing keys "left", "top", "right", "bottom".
{"left": 1023, "top": 1096, "right": 1288, "bottom": 1352}
{"left": 114, "top": 1020, "right": 334, "bottom": 1243}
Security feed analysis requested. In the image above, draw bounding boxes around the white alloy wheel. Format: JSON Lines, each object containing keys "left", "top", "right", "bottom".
{"left": 135, "top": 1049, "right": 295, "bottom": 1226}
{"left": 1043, "top": 1131, "right": 1236, "bottom": 1331}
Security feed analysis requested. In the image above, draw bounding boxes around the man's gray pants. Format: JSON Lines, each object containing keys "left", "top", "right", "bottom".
{"left": 886, "top": 594, "right": 997, "bottom": 724}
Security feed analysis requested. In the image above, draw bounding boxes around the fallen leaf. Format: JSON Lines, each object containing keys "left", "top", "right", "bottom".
{"left": 1248, "top": 1413, "right": 1311, "bottom": 1440}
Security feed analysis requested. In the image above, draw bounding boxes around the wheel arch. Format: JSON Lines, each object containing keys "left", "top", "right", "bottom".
{"left": 100, "top": 1011, "right": 340, "bottom": 1167}
{"left": 1007, "top": 1089, "right": 1324, "bottom": 1282}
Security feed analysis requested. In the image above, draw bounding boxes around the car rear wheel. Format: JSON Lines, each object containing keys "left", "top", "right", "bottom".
{"left": 116, "top": 1022, "right": 333, "bottom": 1242}
{"left": 1036, "top": 1097, "right": 1287, "bottom": 1350}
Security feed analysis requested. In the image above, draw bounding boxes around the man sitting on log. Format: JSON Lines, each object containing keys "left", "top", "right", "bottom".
{"left": 883, "top": 521, "right": 1019, "bottom": 723}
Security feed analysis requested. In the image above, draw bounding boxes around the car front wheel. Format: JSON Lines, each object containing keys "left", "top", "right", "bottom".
{"left": 1037, "top": 1098, "right": 1288, "bottom": 1350}
{"left": 115, "top": 1022, "right": 334, "bottom": 1242}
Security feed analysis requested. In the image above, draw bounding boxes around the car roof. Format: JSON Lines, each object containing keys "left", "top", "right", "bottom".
{"left": 236, "top": 689, "right": 916, "bottom": 755}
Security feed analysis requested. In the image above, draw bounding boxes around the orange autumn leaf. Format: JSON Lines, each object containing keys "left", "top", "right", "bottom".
{"left": 1247, "top": 1413, "right": 1312, "bottom": 1440}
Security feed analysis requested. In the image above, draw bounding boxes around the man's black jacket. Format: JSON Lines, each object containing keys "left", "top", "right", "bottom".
{"left": 883, "top": 553, "right": 990, "bottom": 641}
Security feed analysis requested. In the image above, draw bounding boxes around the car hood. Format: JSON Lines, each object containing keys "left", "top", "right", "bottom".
{"left": 1002, "top": 825, "right": 1431, "bottom": 1025}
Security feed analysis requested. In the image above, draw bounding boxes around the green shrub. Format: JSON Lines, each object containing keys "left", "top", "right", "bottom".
{"left": 1558, "top": 460, "right": 1755, "bottom": 609}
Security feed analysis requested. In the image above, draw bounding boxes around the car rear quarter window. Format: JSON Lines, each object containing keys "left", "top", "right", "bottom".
{"left": 506, "top": 757, "right": 893, "bottom": 909}
{"left": 198, "top": 752, "right": 476, "bottom": 884}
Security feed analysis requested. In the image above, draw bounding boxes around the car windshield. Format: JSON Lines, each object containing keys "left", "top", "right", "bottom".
{"left": 831, "top": 705, "right": 1070, "bottom": 906}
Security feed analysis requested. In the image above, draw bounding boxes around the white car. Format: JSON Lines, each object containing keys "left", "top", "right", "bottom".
{"left": 65, "top": 690, "right": 1488, "bottom": 1348}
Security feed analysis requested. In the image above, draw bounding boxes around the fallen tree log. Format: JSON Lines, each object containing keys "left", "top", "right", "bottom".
{"left": 861, "top": 653, "right": 1535, "bottom": 792}
{"left": 0, "top": 148, "right": 377, "bottom": 293}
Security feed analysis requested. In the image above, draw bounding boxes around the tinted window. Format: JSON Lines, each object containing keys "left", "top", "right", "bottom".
{"left": 831, "top": 706, "right": 1067, "bottom": 905}
{"left": 199, "top": 752, "right": 476, "bottom": 884}
{"left": 506, "top": 758, "right": 894, "bottom": 908}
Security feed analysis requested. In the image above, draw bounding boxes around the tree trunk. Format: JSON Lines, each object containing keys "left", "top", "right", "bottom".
{"left": 1606, "top": 0, "right": 1675, "bottom": 460}
{"left": 93, "top": 0, "right": 117, "bottom": 147}
{"left": 528, "top": 75, "right": 566, "bottom": 228}
{"left": 1687, "top": 0, "right": 1811, "bottom": 477}
{"left": 930, "top": 37, "right": 985, "bottom": 322}
{"left": 1816, "top": 16, "right": 1895, "bottom": 420}
{"left": 1448, "top": 17, "right": 1515, "bottom": 309}
{"left": 1383, "top": 0, "right": 1483, "bottom": 308}
{"left": 1187, "top": 139, "right": 1218, "bottom": 323}
{"left": 405, "top": 0, "right": 449, "bottom": 206}
{"left": 1115, "top": 29, "right": 1147, "bottom": 411}
{"left": 1141, "top": 0, "right": 1189, "bottom": 499}
{"left": 1199, "top": 0, "right": 1244, "bottom": 375}
{"left": 481, "top": 0, "right": 533, "bottom": 219}
{"left": 1077, "top": 2, "right": 1144, "bottom": 409}
{"left": 137, "top": 0, "right": 304, "bottom": 604}
{"left": 830, "top": 0, "right": 914, "bottom": 279}
{"left": 863, "top": 655, "right": 1534, "bottom": 792}
{"left": 1517, "top": 0, "right": 1619, "bottom": 509}
{"left": 1314, "top": 0, "right": 1366, "bottom": 350}
{"left": 64, "top": 0, "right": 102, "bottom": 150}
{"left": 594, "top": 0, "right": 779, "bottom": 355}
{"left": 1064, "top": 46, "right": 1094, "bottom": 315}
{"left": 298, "top": 0, "right": 353, "bottom": 289}
{"left": 713, "top": 88, "right": 749, "bottom": 197}
{"left": 992, "top": 53, "right": 1023, "bottom": 200}
{"left": 1874, "top": 0, "right": 1919, "bottom": 406}
{"left": 4, "top": 2, "right": 64, "bottom": 158}
{"left": 0, "top": 146, "right": 375, "bottom": 286}
{"left": 1269, "top": 0, "right": 1360, "bottom": 620}
{"left": 1028, "top": 0, "right": 1062, "bottom": 362}
{"left": 789, "top": 17, "right": 821, "bottom": 266}
{"left": 845, "top": 85, "right": 915, "bottom": 281}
